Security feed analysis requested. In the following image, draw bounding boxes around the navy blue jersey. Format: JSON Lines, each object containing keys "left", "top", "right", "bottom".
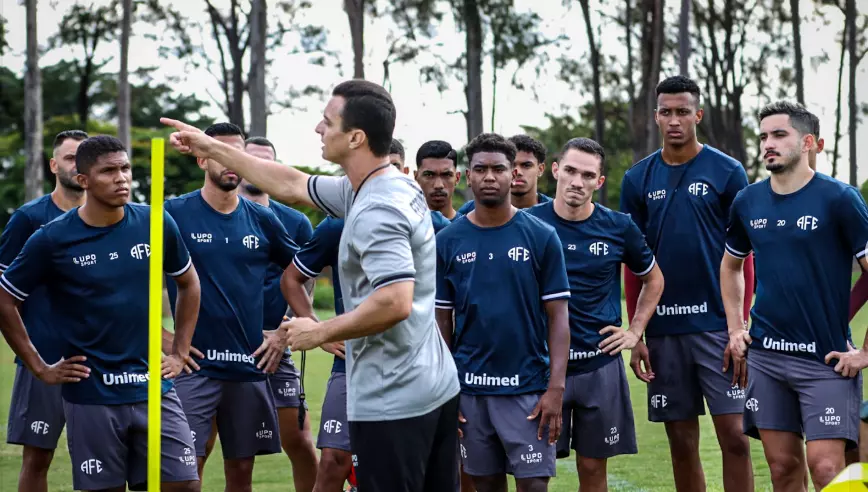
{"left": 526, "top": 202, "right": 655, "bottom": 374}
{"left": 0, "top": 204, "right": 190, "bottom": 405}
{"left": 620, "top": 146, "right": 748, "bottom": 336}
{"left": 431, "top": 210, "right": 451, "bottom": 233}
{"left": 725, "top": 174, "right": 868, "bottom": 366}
{"left": 165, "top": 191, "right": 299, "bottom": 382}
{"left": 435, "top": 212, "right": 570, "bottom": 395}
{"left": 263, "top": 199, "right": 313, "bottom": 329}
{"left": 0, "top": 195, "right": 66, "bottom": 365}
{"left": 457, "top": 192, "right": 551, "bottom": 215}
{"left": 291, "top": 216, "right": 346, "bottom": 373}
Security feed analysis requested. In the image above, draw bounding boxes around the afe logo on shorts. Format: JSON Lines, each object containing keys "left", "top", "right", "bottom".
{"left": 460, "top": 444, "right": 467, "bottom": 459}
{"left": 745, "top": 398, "right": 759, "bottom": 412}
{"left": 30, "top": 421, "right": 49, "bottom": 435}
{"left": 323, "top": 420, "right": 342, "bottom": 434}
{"left": 80, "top": 459, "right": 103, "bottom": 475}
{"left": 650, "top": 394, "right": 667, "bottom": 409}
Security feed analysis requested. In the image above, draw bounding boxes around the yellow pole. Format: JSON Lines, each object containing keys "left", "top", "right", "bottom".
{"left": 148, "top": 138, "right": 165, "bottom": 492}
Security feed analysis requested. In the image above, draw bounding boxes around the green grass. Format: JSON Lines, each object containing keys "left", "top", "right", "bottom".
{"left": 1, "top": 304, "right": 867, "bottom": 491}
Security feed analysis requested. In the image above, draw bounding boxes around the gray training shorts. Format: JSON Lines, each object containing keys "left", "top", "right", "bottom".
{"left": 459, "top": 393, "right": 557, "bottom": 479}
{"left": 269, "top": 353, "right": 305, "bottom": 409}
{"left": 556, "top": 358, "right": 638, "bottom": 460}
{"left": 64, "top": 389, "right": 199, "bottom": 491}
{"left": 174, "top": 372, "right": 281, "bottom": 459}
{"left": 7, "top": 364, "right": 65, "bottom": 450}
{"left": 316, "top": 371, "right": 351, "bottom": 452}
{"left": 743, "top": 348, "right": 861, "bottom": 448}
{"left": 646, "top": 330, "right": 746, "bottom": 422}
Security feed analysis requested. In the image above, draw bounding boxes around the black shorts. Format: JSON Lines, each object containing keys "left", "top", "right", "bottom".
{"left": 350, "top": 394, "right": 460, "bottom": 492}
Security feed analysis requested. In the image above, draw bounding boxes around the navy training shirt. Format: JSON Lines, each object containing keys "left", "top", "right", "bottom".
{"left": 0, "top": 204, "right": 190, "bottom": 405}
{"left": 431, "top": 210, "right": 452, "bottom": 233}
{"left": 725, "top": 173, "right": 868, "bottom": 366}
{"left": 435, "top": 211, "right": 570, "bottom": 395}
{"left": 263, "top": 199, "right": 313, "bottom": 329}
{"left": 457, "top": 192, "right": 551, "bottom": 215}
{"left": 165, "top": 191, "right": 299, "bottom": 382}
{"left": 620, "top": 145, "right": 748, "bottom": 336}
{"left": 526, "top": 202, "right": 655, "bottom": 375}
{"left": 0, "top": 195, "right": 66, "bottom": 365}
{"left": 291, "top": 216, "right": 346, "bottom": 373}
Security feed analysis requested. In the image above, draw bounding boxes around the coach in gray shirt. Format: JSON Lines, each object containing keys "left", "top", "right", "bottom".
{"left": 162, "top": 79, "right": 461, "bottom": 492}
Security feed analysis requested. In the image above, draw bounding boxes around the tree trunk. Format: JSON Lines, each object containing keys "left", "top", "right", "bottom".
{"left": 632, "top": 0, "right": 665, "bottom": 162}
{"left": 580, "top": 0, "right": 606, "bottom": 205}
{"left": 790, "top": 0, "right": 804, "bottom": 104}
{"left": 345, "top": 0, "right": 365, "bottom": 79}
{"left": 24, "top": 0, "right": 44, "bottom": 201}
{"left": 118, "top": 0, "right": 132, "bottom": 154}
{"left": 77, "top": 58, "right": 92, "bottom": 127}
{"left": 626, "top": 0, "right": 635, "bottom": 150}
{"left": 832, "top": 21, "right": 847, "bottom": 179}
{"left": 846, "top": 0, "right": 857, "bottom": 186}
{"left": 248, "top": 0, "right": 268, "bottom": 136}
{"left": 464, "top": 0, "right": 484, "bottom": 142}
{"left": 678, "top": 0, "right": 690, "bottom": 75}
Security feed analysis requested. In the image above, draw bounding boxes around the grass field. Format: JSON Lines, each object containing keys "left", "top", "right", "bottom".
{"left": 1, "top": 304, "right": 867, "bottom": 491}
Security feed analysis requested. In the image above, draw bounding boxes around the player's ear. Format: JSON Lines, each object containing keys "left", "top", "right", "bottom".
{"left": 49, "top": 157, "right": 58, "bottom": 175}
{"left": 695, "top": 107, "right": 704, "bottom": 125}
{"left": 455, "top": 170, "right": 461, "bottom": 184}
{"left": 538, "top": 161, "right": 545, "bottom": 176}
{"left": 196, "top": 157, "right": 208, "bottom": 171}
{"left": 75, "top": 172, "right": 88, "bottom": 190}
{"left": 552, "top": 161, "right": 559, "bottom": 180}
{"left": 596, "top": 175, "right": 606, "bottom": 190}
{"left": 817, "top": 138, "right": 825, "bottom": 153}
{"left": 803, "top": 132, "right": 815, "bottom": 153}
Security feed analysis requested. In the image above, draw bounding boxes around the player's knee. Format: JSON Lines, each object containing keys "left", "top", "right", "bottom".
{"left": 577, "top": 457, "right": 607, "bottom": 480}
{"left": 717, "top": 427, "right": 750, "bottom": 458}
{"left": 21, "top": 446, "right": 54, "bottom": 474}
{"left": 767, "top": 454, "right": 802, "bottom": 484}
{"left": 665, "top": 424, "right": 700, "bottom": 456}
{"left": 808, "top": 456, "right": 842, "bottom": 487}
{"left": 514, "top": 476, "right": 549, "bottom": 492}
{"left": 163, "top": 480, "right": 201, "bottom": 492}
{"left": 318, "top": 449, "right": 352, "bottom": 477}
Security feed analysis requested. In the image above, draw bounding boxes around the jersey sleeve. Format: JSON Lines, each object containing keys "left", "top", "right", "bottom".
{"left": 540, "top": 230, "right": 570, "bottom": 302}
{"left": 263, "top": 209, "right": 300, "bottom": 270}
{"left": 292, "top": 218, "right": 341, "bottom": 279}
{"left": 353, "top": 204, "right": 415, "bottom": 290}
{"left": 721, "top": 165, "right": 750, "bottom": 213}
{"left": 619, "top": 172, "right": 647, "bottom": 235}
{"left": 724, "top": 193, "right": 752, "bottom": 259}
{"left": 294, "top": 214, "right": 314, "bottom": 246}
{"left": 623, "top": 216, "right": 656, "bottom": 276}
{"left": 307, "top": 175, "right": 352, "bottom": 218}
{"left": 837, "top": 187, "right": 868, "bottom": 259}
{"left": 163, "top": 211, "right": 193, "bottom": 277}
{"left": 435, "top": 239, "right": 454, "bottom": 310}
{"left": 0, "top": 210, "right": 36, "bottom": 274}
{"left": 457, "top": 200, "right": 475, "bottom": 215}
{"left": 0, "top": 228, "right": 53, "bottom": 301}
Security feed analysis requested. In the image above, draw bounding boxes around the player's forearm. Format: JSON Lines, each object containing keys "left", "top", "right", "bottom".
{"left": 742, "top": 254, "right": 755, "bottom": 322}
{"left": 629, "top": 265, "right": 664, "bottom": 338}
{"left": 545, "top": 299, "right": 570, "bottom": 391}
{"left": 171, "top": 275, "right": 201, "bottom": 358}
{"left": 720, "top": 256, "right": 747, "bottom": 335}
{"left": 624, "top": 269, "right": 641, "bottom": 322}
{"left": 435, "top": 309, "right": 454, "bottom": 348}
{"left": 282, "top": 269, "right": 317, "bottom": 320}
{"left": 209, "top": 140, "right": 314, "bottom": 207}
{"left": 321, "top": 281, "right": 413, "bottom": 343}
{"left": 0, "top": 295, "right": 48, "bottom": 375}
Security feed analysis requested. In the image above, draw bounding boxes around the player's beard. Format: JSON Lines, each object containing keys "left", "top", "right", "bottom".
{"left": 208, "top": 168, "right": 240, "bottom": 192}
{"left": 58, "top": 167, "right": 84, "bottom": 192}
{"left": 243, "top": 181, "right": 264, "bottom": 196}
{"left": 765, "top": 148, "right": 800, "bottom": 174}
{"left": 562, "top": 188, "right": 586, "bottom": 208}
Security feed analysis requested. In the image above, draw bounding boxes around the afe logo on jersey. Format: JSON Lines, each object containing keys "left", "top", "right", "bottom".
{"left": 589, "top": 242, "right": 609, "bottom": 256}
{"left": 688, "top": 182, "right": 709, "bottom": 196}
{"left": 797, "top": 215, "right": 819, "bottom": 231}
{"left": 508, "top": 247, "right": 530, "bottom": 262}
{"left": 242, "top": 235, "right": 260, "bottom": 249}
{"left": 130, "top": 243, "right": 150, "bottom": 260}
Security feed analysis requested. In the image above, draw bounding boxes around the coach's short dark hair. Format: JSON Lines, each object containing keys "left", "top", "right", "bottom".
{"left": 508, "top": 134, "right": 546, "bottom": 164}
{"left": 75, "top": 135, "right": 127, "bottom": 174}
{"left": 758, "top": 101, "right": 815, "bottom": 136}
{"left": 465, "top": 133, "right": 517, "bottom": 165}
{"left": 809, "top": 112, "right": 820, "bottom": 138}
{"left": 389, "top": 139, "right": 405, "bottom": 160}
{"left": 656, "top": 75, "right": 702, "bottom": 106}
{"left": 332, "top": 80, "right": 396, "bottom": 157}
{"left": 561, "top": 137, "right": 606, "bottom": 173}
{"left": 205, "top": 122, "right": 244, "bottom": 139}
{"left": 53, "top": 130, "right": 88, "bottom": 149}
{"left": 245, "top": 136, "right": 276, "bottom": 158}
{"left": 416, "top": 140, "right": 458, "bottom": 169}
